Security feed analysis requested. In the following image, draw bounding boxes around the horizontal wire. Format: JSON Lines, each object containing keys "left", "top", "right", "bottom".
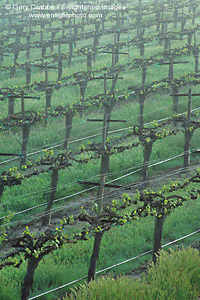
{"left": 1, "top": 158, "right": 199, "bottom": 229}
{"left": 0, "top": 108, "right": 198, "bottom": 209}
{"left": 0, "top": 24, "right": 193, "bottom": 76}
{"left": 1, "top": 144, "right": 200, "bottom": 226}
{"left": 1, "top": 84, "right": 199, "bottom": 166}
{"left": 1, "top": 103, "right": 199, "bottom": 210}
{"left": 0, "top": 158, "right": 144, "bottom": 208}
{"left": 0, "top": 38, "right": 197, "bottom": 150}
{"left": 0, "top": 13, "right": 198, "bottom": 223}
{"left": 0, "top": 160, "right": 197, "bottom": 228}
{"left": 28, "top": 228, "right": 200, "bottom": 300}
{"left": 0, "top": 151, "right": 148, "bottom": 208}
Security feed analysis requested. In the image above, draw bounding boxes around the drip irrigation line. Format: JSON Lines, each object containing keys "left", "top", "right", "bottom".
{"left": 28, "top": 228, "right": 200, "bottom": 300}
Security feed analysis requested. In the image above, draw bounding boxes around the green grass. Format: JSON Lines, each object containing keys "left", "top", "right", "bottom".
{"left": 62, "top": 247, "right": 200, "bottom": 300}
{"left": 0, "top": 187, "right": 200, "bottom": 299}
{"left": 0, "top": 1, "right": 200, "bottom": 298}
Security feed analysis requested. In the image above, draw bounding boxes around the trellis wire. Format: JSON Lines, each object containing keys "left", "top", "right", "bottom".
{"left": 1, "top": 149, "right": 200, "bottom": 225}
{"left": 1, "top": 99, "right": 200, "bottom": 166}
{"left": 28, "top": 228, "right": 200, "bottom": 300}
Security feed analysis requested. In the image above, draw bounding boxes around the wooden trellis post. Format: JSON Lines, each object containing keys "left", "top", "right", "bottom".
{"left": 45, "top": 63, "right": 51, "bottom": 125}
{"left": 142, "top": 65, "right": 147, "bottom": 86}
{"left": 93, "top": 21, "right": 100, "bottom": 62}
{"left": 193, "top": 33, "right": 199, "bottom": 73}
{"left": 79, "top": 78, "right": 88, "bottom": 101}
{"left": 185, "top": 89, "right": 193, "bottom": 168}
{"left": 87, "top": 51, "right": 92, "bottom": 70}
{"left": 181, "top": 8, "right": 186, "bottom": 31}
{"left": 87, "top": 73, "right": 108, "bottom": 283}
{"left": 8, "top": 95, "right": 15, "bottom": 116}
{"left": 139, "top": 93, "right": 146, "bottom": 128}
{"left": 173, "top": 4, "right": 178, "bottom": 28}
{"left": 154, "top": 0, "right": 161, "bottom": 32}
{"left": 170, "top": 89, "right": 200, "bottom": 168}
{"left": 192, "top": 0, "right": 197, "bottom": 25}
{"left": 158, "top": 38, "right": 189, "bottom": 114}
{"left": 10, "top": 27, "right": 20, "bottom": 78}
{"left": 172, "top": 86, "right": 179, "bottom": 116}
{"left": 159, "top": 22, "right": 165, "bottom": 46}
{"left": 21, "top": 91, "right": 34, "bottom": 167}
{"left": 115, "top": 12, "right": 121, "bottom": 44}
{"left": 4, "top": 92, "right": 39, "bottom": 166}
{"left": 102, "top": 48, "right": 127, "bottom": 92}
{"left": 73, "top": 21, "right": 78, "bottom": 48}
{"left": 127, "top": 14, "right": 130, "bottom": 63}
{"left": 187, "top": 31, "right": 194, "bottom": 54}
{"left": 138, "top": 28, "right": 145, "bottom": 57}
{"left": 87, "top": 73, "right": 124, "bottom": 282}
{"left": 25, "top": 62, "right": 31, "bottom": 85}
{"left": 26, "top": 34, "right": 31, "bottom": 59}
{"left": 40, "top": 27, "right": 46, "bottom": 58}
{"left": 42, "top": 167, "right": 59, "bottom": 226}
{"left": 136, "top": 4, "right": 142, "bottom": 39}
{"left": 101, "top": 10, "right": 106, "bottom": 31}
{"left": 32, "top": 62, "right": 59, "bottom": 125}
{"left": 64, "top": 110, "right": 73, "bottom": 151}
{"left": 68, "top": 40, "right": 74, "bottom": 66}
{"left": 141, "top": 139, "right": 154, "bottom": 184}
{"left": 50, "top": 31, "right": 56, "bottom": 55}
{"left": 163, "top": 22, "right": 169, "bottom": 51}
{"left": 58, "top": 38, "right": 63, "bottom": 81}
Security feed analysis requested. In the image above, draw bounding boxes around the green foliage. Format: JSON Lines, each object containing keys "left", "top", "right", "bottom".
{"left": 1, "top": 1, "right": 200, "bottom": 299}
{"left": 0, "top": 211, "right": 14, "bottom": 246}
{"left": 147, "top": 247, "right": 200, "bottom": 300}
{"left": 63, "top": 247, "right": 200, "bottom": 300}
{"left": 0, "top": 194, "right": 199, "bottom": 299}
{"left": 0, "top": 266, "right": 24, "bottom": 300}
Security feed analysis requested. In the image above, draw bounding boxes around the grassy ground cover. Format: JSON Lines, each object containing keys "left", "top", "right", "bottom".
{"left": 0, "top": 177, "right": 200, "bottom": 299}
{"left": 1, "top": 21, "right": 199, "bottom": 230}
{"left": 62, "top": 247, "right": 200, "bottom": 300}
{"left": 0, "top": 1, "right": 200, "bottom": 298}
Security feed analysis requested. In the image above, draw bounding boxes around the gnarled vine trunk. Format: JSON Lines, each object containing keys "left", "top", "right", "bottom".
{"left": 153, "top": 215, "right": 165, "bottom": 264}
{"left": 0, "top": 183, "right": 5, "bottom": 203}
{"left": 21, "top": 257, "right": 39, "bottom": 300}
{"left": 88, "top": 232, "right": 103, "bottom": 282}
